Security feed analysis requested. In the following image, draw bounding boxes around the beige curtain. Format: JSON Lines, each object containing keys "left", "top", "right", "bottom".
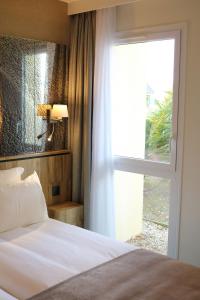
{"left": 68, "top": 11, "right": 96, "bottom": 222}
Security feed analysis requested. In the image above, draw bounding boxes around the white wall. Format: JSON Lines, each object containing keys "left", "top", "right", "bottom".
{"left": 0, "top": 0, "right": 69, "bottom": 44}
{"left": 117, "top": 0, "right": 200, "bottom": 267}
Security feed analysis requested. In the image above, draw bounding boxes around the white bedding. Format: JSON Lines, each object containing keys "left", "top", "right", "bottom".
{"left": 0, "top": 289, "right": 17, "bottom": 300}
{"left": 0, "top": 219, "right": 135, "bottom": 300}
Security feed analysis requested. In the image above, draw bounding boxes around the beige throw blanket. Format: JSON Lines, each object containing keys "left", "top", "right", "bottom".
{"left": 29, "top": 249, "right": 200, "bottom": 300}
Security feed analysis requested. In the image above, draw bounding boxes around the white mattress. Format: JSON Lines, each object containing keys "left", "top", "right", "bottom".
{"left": 0, "top": 219, "right": 135, "bottom": 300}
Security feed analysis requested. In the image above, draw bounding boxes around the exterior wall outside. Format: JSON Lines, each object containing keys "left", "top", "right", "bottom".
{"left": 115, "top": 172, "right": 143, "bottom": 241}
{"left": 113, "top": 44, "right": 146, "bottom": 241}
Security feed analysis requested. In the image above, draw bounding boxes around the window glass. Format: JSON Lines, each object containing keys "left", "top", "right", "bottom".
{"left": 111, "top": 39, "right": 175, "bottom": 163}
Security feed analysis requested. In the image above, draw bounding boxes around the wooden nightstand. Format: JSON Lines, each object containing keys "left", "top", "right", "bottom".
{"left": 48, "top": 202, "right": 84, "bottom": 227}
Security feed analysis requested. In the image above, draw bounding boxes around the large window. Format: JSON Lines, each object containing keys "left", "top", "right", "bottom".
{"left": 112, "top": 39, "right": 175, "bottom": 163}
{"left": 111, "top": 30, "right": 181, "bottom": 256}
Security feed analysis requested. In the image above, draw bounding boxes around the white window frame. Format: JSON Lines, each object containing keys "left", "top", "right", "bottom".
{"left": 113, "top": 23, "right": 187, "bottom": 259}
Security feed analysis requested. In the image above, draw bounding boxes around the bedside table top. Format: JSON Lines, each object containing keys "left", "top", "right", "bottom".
{"left": 48, "top": 201, "right": 83, "bottom": 211}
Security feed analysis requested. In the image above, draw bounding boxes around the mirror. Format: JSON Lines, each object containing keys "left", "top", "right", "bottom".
{"left": 0, "top": 35, "right": 68, "bottom": 157}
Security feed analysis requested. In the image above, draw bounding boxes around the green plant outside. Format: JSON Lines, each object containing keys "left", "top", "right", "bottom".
{"left": 145, "top": 91, "right": 173, "bottom": 160}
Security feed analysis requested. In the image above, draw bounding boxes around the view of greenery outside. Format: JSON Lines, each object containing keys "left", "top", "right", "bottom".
{"left": 132, "top": 91, "right": 173, "bottom": 254}
{"left": 145, "top": 91, "right": 173, "bottom": 162}
{"left": 143, "top": 176, "right": 170, "bottom": 226}
{"left": 144, "top": 90, "right": 172, "bottom": 225}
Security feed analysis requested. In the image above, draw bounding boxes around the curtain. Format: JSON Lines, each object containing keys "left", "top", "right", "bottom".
{"left": 89, "top": 8, "right": 116, "bottom": 238}
{"left": 68, "top": 12, "right": 96, "bottom": 220}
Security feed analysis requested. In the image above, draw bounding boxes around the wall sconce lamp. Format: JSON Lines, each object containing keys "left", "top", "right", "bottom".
{"left": 50, "top": 104, "right": 69, "bottom": 121}
{"left": 36, "top": 104, "right": 68, "bottom": 142}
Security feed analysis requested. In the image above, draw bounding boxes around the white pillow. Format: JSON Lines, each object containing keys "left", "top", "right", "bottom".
{"left": 0, "top": 171, "right": 48, "bottom": 233}
{"left": 0, "top": 167, "right": 24, "bottom": 185}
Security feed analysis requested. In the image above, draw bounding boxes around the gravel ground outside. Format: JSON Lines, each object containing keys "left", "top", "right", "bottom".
{"left": 128, "top": 220, "right": 168, "bottom": 255}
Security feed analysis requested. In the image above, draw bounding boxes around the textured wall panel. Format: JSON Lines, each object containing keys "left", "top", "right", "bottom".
{"left": 0, "top": 36, "right": 68, "bottom": 157}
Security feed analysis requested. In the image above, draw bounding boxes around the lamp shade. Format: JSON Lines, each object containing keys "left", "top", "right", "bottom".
{"left": 51, "top": 104, "right": 69, "bottom": 120}
{"left": 36, "top": 104, "right": 52, "bottom": 117}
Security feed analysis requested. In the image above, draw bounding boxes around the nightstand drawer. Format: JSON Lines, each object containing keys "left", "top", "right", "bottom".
{"left": 48, "top": 202, "right": 84, "bottom": 227}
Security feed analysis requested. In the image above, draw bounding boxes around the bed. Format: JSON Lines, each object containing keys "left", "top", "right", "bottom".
{"left": 0, "top": 167, "right": 200, "bottom": 300}
{"left": 0, "top": 218, "right": 135, "bottom": 300}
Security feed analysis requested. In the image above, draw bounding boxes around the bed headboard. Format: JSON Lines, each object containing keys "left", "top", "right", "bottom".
{"left": 0, "top": 150, "right": 72, "bottom": 206}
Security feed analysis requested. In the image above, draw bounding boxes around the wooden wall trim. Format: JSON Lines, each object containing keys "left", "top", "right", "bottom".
{"left": 0, "top": 150, "right": 71, "bottom": 163}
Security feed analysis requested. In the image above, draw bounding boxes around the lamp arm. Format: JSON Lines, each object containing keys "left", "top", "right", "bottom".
{"left": 47, "top": 123, "right": 55, "bottom": 142}
{"left": 37, "top": 129, "right": 48, "bottom": 140}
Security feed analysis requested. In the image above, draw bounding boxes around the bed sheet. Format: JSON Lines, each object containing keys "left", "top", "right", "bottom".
{"left": 0, "top": 219, "right": 135, "bottom": 300}
{"left": 0, "top": 289, "right": 17, "bottom": 300}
